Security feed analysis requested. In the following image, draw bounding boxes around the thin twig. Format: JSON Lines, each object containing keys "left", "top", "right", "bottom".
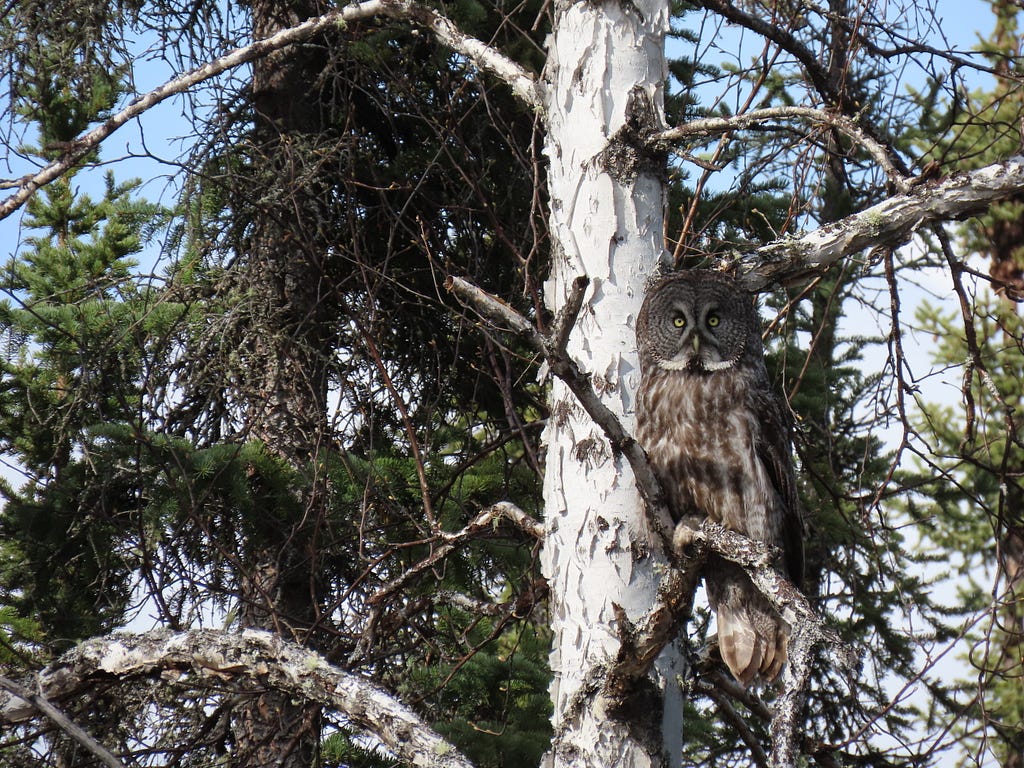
{"left": 0, "top": 674, "right": 126, "bottom": 768}
{"left": 366, "top": 501, "right": 544, "bottom": 606}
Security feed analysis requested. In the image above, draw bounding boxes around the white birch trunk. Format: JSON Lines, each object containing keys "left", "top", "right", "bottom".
{"left": 540, "top": 0, "right": 684, "bottom": 764}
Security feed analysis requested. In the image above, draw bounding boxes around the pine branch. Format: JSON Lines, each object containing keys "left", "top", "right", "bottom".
{"left": 0, "top": 0, "right": 542, "bottom": 222}
{"left": 0, "top": 629, "right": 475, "bottom": 768}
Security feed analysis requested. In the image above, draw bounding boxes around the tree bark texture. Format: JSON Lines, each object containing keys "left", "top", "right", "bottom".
{"left": 228, "top": 0, "right": 336, "bottom": 763}
{"left": 539, "top": 0, "right": 684, "bottom": 765}
{"left": 0, "top": 630, "right": 475, "bottom": 768}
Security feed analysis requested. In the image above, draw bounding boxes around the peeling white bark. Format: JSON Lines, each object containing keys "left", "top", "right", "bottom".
{"left": 539, "top": 0, "right": 684, "bottom": 764}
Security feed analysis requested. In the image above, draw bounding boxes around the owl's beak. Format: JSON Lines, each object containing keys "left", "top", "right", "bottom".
{"left": 692, "top": 335, "right": 700, "bottom": 353}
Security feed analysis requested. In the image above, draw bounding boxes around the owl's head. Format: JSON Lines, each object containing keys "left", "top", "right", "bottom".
{"left": 636, "top": 271, "right": 761, "bottom": 373}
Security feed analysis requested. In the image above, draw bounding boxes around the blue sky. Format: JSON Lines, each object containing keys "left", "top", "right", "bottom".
{"left": 0, "top": 0, "right": 1002, "bottom": 265}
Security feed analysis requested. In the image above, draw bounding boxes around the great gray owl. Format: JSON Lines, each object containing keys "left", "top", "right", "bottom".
{"left": 635, "top": 270, "right": 803, "bottom": 686}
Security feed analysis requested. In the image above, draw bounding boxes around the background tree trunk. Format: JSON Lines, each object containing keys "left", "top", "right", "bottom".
{"left": 229, "top": 0, "right": 334, "bottom": 763}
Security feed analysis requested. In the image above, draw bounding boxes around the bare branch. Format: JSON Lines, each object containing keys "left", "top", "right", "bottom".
{"left": 0, "top": 630, "right": 475, "bottom": 768}
{"left": 656, "top": 106, "right": 911, "bottom": 192}
{"left": 681, "top": 520, "right": 855, "bottom": 768}
{"left": 550, "top": 275, "right": 590, "bottom": 356}
{"left": 449, "top": 273, "right": 838, "bottom": 751}
{"left": 690, "top": 0, "right": 849, "bottom": 110}
{"left": 0, "top": 674, "right": 126, "bottom": 768}
{"left": 367, "top": 501, "right": 544, "bottom": 606}
{"left": 704, "top": 681, "right": 770, "bottom": 768}
{"left": 379, "top": 0, "right": 544, "bottom": 108}
{"left": 736, "top": 156, "right": 1024, "bottom": 290}
{"left": 0, "top": 0, "right": 542, "bottom": 222}
{"left": 447, "top": 276, "right": 675, "bottom": 540}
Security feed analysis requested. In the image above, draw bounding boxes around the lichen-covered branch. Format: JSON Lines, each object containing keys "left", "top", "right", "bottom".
{"left": 736, "top": 156, "right": 1024, "bottom": 289}
{"left": 0, "top": 629, "right": 475, "bottom": 768}
{"left": 379, "top": 0, "right": 543, "bottom": 107}
{"left": 679, "top": 521, "right": 856, "bottom": 768}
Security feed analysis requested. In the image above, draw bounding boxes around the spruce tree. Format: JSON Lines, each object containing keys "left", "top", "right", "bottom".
{"left": 912, "top": 3, "right": 1024, "bottom": 763}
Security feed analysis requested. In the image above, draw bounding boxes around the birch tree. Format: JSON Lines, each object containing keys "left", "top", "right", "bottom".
{"left": 2, "top": 1, "right": 1024, "bottom": 767}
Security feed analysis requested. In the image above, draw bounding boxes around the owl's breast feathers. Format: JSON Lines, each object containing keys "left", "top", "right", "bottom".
{"left": 636, "top": 364, "right": 804, "bottom": 685}
{"left": 636, "top": 365, "right": 793, "bottom": 549}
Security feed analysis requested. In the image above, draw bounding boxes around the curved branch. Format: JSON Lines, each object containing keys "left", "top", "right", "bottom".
{"left": 656, "top": 106, "right": 911, "bottom": 192}
{"left": 736, "top": 155, "right": 1024, "bottom": 290}
{"left": 367, "top": 500, "right": 544, "bottom": 606}
{"left": 0, "top": 0, "right": 542, "bottom": 222}
{"left": 381, "top": 0, "right": 544, "bottom": 107}
{"left": 682, "top": 521, "right": 855, "bottom": 768}
{"left": 0, "top": 629, "right": 475, "bottom": 768}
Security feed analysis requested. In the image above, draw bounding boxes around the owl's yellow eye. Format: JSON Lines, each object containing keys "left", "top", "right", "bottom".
{"left": 672, "top": 315, "right": 687, "bottom": 328}
{"left": 706, "top": 313, "right": 720, "bottom": 328}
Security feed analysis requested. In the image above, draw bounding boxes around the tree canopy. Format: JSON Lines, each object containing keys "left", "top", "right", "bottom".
{"left": 0, "top": 0, "right": 1022, "bottom": 766}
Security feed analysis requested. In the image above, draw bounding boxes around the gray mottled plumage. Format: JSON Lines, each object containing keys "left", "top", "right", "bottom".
{"left": 635, "top": 270, "right": 803, "bottom": 686}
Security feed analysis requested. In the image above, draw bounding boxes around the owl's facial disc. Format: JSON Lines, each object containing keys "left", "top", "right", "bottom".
{"left": 658, "top": 302, "right": 739, "bottom": 372}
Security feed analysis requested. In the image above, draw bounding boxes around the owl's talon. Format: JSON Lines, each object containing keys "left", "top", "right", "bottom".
{"left": 672, "top": 517, "right": 703, "bottom": 553}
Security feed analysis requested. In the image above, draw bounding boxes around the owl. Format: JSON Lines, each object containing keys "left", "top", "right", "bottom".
{"left": 635, "top": 270, "right": 803, "bottom": 686}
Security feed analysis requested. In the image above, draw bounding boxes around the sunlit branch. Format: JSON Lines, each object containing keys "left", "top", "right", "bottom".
{"left": 0, "top": 630, "right": 475, "bottom": 768}
{"left": 367, "top": 501, "right": 544, "bottom": 607}
{"left": 657, "top": 106, "right": 910, "bottom": 192}
{"left": 446, "top": 274, "right": 675, "bottom": 540}
{"left": 447, "top": 274, "right": 847, "bottom": 767}
{"left": 736, "top": 156, "right": 1024, "bottom": 290}
{"left": 0, "top": 0, "right": 542, "bottom": 222}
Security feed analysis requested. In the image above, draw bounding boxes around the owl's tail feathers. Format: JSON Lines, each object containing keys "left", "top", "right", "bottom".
{"left": 716, "top": 604, "right": 790, "bottom": 686}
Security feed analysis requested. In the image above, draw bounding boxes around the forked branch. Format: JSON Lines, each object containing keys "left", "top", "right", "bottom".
{"left": 447, "top": 273, "right": 846, "bottom": 768}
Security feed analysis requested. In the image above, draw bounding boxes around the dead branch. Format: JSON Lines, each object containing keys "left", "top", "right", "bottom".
{"left": 446, "top": 275, "right": 675, "bottom": 541}
{"left": 0, "top": 673, "right": 126, "bottom": 768}
{"left": 367, "top": 501, "right": 544, "bottom": 606}
{"left": 0, "top": 0, "right": 542, "bottom": 223}
{"left": 680, "top": 520, "right": 856, "bottom": 768}
{"left": 446, "top": 274, "right": 846, "bottom": 766}
{"left": 655, "top": 106, "right": 910, "bottom": 192}
{"left": 736, "top": 156, "right": 1024, "bottom": 290}
{"left": 0, "top": 629, "right": 474, "bottom": 768}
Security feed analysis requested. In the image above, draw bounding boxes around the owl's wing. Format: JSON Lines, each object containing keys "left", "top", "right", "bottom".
{"left": 754, "top": 387, "right": 804, "bottom": 588}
